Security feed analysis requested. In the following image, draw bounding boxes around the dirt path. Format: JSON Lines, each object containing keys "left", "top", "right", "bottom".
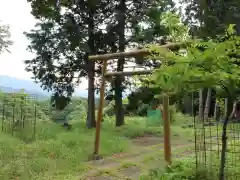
{"left": 79, "top": 136, "right": 195, "bottom": 180}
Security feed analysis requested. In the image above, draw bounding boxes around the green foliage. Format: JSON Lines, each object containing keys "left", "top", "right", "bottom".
{"left": 0, "top": 91, "right": 89, "bottom": 142}
{"left": 141, "top": 158, "right": 215, "bottom": 180}
{"left": 0, "top": 92, "right": 47, "bottom": 121}
{"left": 142, "top": 139, "right": 240, "bottom": 179}
{"left": 103, "top": 101, "right": 115, "bottom": 116}
{"left": 126, "top": 85, "right": 178, "bottom": 122}
{"left": 24, "top": 0, "right": 175, "bottom": 95}
{"left": 0, "top": 92, "right": 47, "bottom": 141}
{"left": 122, "top": 98, "right": 128, "bottom": 105}
{"left": 36, "top": 99, "right": 51, "bottom": 116}
{"left": 161, "top": 12, "right": 190, "bottom": 42}
{"left": 0, "top": 120, "right": 131, "bottom": 180}
{"left": 24, "top": 1, "right": 117, "bottom": 128}
{"left": 67, "top": 103, "right": 87, "bottom": 121}
{"left": 51, "top": 98, "right": 87, "bottom": 122}
{"left": 169, "top": 105, "right": 177, "bottom": 123}
{"left": 50, "top": 93, "right": 71, "bottom": 110}
{"left": 25, "top": 0, "right": 176, "bottom": 128}
{"left": 149, "top": 26, "right": 240, "bottom": 99}
{"left": 132, "top": 1, "right": 174, "bottom": 44}
{"left": 137, "top": 103, "right": 150, "bottom": 116}
{"left": 0, "top": 116, "right": 170, "bottom": 179}
{"left": 126, "top": 86, "right": 161, "bottom": 116}
{"left": 182, "top": 0, "right": 240, "bottom": 38}
{"left": 128, "top": 12, "right": 190, "bottom": 116}
{"left": 0, "top": 93, "right": 195, "bottom": 180}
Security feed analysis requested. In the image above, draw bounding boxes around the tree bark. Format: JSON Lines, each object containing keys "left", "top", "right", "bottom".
{"left": 224, "top": 98, "right": 234, "bottom": 119}
{"left": 224, "top": 98, "right": 228, "bottom": 118}
{"left": 214, "top": 100, "right": 219, "bottom": 121}
{"left": 204, "top": 88, "right": 212, "bottom": 120}
{"left": 183, "top": 95, "right": 192, "bottom": 114}
{"left": 86, "top": 61, "right": 96, "bottom": 129}
{"left": 115, "top": 0, "right": 126, "bottom": 127}
{"left": 199, "top": 88, "right": 204, "bottom": 120}
{"left": 86, "top": 6, "right": 96, "bottom": 129}
{"left": 229, "top": 102, "right": 236, "bottom": 120}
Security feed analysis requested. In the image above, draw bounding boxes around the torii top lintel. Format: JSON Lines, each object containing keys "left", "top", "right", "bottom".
{"left": 88, "top": 42, "right": 186, "bottom": 61}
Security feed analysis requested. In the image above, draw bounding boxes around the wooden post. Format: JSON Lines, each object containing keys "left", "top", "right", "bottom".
{"left": 93, "top": 60, "right": 107, "bottom": 158}
{"left": 162, "top": 95, "right": 172, "bottom": 165}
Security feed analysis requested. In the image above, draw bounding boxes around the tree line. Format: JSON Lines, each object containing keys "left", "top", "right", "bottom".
{"left": 22, "top": 0, "right": 240, "bottom": 128}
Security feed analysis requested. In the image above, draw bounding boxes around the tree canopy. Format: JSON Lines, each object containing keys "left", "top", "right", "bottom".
{"left": 149, "top": 25, "right": 240, "bottom": 112}
{"left": 25, "top": 0, "right": 175, "bottom": 127}
{"left": 181, "top": 0, "right": 240, "bottom": 38}
{"left": 0, "top": 21, "right": 13, "bottom": 54}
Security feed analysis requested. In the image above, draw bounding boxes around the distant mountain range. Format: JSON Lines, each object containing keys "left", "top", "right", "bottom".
{"left": 0, "top": 75, "right": 89, "bottom": 98}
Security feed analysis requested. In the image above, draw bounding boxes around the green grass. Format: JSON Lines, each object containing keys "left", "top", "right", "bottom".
{"left": 0, "top": 115, "right": 194, "bottom": 180}
{"left": 140, "top": 138, "right": 240, "bottom": 180}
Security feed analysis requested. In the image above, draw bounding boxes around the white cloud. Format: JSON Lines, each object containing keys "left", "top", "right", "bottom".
{"left": 0, "top": 0, "right": 88, "bottom": 89}
{"left": 0, "top": 0, "right": 35, "bottom": 80}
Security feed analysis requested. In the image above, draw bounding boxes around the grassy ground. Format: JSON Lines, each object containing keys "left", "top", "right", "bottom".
{"left": 0, "top": 115, "right": 196, "bottom": 180}
{"left": 139, "top": 119, "right": 240, "bottom": 180}
{"left": 141, "top": 139, "right": 240, "bottom": 180}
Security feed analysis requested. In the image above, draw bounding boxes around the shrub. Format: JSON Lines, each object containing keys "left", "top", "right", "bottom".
{"left": 169, "top": 105, "right": 177, "bottom": 123}
{"left": 140, "top": 158, "right": 217, "bottom": 180}
{"left": 103, "top": 101, "right": 115, "bottom": 116}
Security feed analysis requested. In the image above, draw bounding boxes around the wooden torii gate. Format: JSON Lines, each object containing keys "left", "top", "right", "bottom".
{"left": 88, "top": 42, "right": 184, "bottom": 165}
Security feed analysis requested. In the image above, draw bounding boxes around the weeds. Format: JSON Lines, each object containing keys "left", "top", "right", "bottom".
{"left": 0, "top": 114, "right": 194, "bottom": 179}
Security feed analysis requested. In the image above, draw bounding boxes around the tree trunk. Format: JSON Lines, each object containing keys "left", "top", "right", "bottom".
{"left": 115, "top": 0, "right": 126, "bottom": 127}
{"left": 224, "top": 98, "right": 228, "bottom": 118}
{"left": 199, "top": 88, "right": 204, "bottom": 120}
{"left": 214, "top": 100, "right": 219, "bottom": 121}
{"left": 204, "top": 88, "right": 212, "bottom": 120}
{"left": 86, "top": 6, "right": 96, "bottom": 129}
{"left": 229, "top": 102, "right": 236, "bottom": 120}
{"left": 86, "top": 62, "right": 96, "bottom": 129}
{"left": 224, "top": 98, "right": 234, "bottom": 119}
{"left": 183, "top": 95, "right": 192, "bottom": 114}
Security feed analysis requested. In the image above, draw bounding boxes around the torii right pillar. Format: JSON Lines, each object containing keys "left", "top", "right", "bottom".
{"left": 162, "top": 95, "right": 172, "bottom": 165}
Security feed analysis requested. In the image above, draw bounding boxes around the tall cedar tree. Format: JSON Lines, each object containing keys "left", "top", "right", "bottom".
{"left": 108, "top": 0, "right": 174, "bottom": 126}
{"left": 25, "top": 0, "right": 174, "bottom": 127}
{"left": 25, "top": 0, "right": 115, "bottom": 128}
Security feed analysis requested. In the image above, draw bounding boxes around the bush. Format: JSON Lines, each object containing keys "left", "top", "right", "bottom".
{"left": 141, "top": 139, "right": 240, "bottom": 180}
{"left": 140, "top": 158, "right": 217, "bottom": 180}
{"left": 67, "top": 104, "right": 86, "bottom": 121}
{"left": 0, "top": 93, "right": 47, "bottom": 121}
{"left": 137, "top": 103, "right": 149, "bottom": 116}
{"left": 51, "top": 98, "right": 87, "bottom": 122}
{"left": 103, "top": 101, "right": 115, "bottom": 116}
{"left": 169, "top": 105, "right": 177, "bottom": 123}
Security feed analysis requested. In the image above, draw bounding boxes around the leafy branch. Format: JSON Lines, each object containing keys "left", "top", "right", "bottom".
{"left": 148, "top": 25, "right": 240, "bottom": 98}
